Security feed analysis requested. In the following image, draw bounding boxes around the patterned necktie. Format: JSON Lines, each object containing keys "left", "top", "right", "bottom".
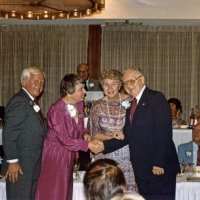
{"left": 197, "top": 146, "right": 200, "bottom": 166}
{"left": 130, "top": 98, "right": 137, "bottom": 123}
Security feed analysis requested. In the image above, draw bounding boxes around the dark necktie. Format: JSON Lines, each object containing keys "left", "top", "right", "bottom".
{"left": 197, "top": 146, "right": 200, "bottom": 166}
{"left": 84, "top": 81, "right": 88, "bottom": 91}
{"left": 130, "top": 98, "right": 137, "bottom": 123}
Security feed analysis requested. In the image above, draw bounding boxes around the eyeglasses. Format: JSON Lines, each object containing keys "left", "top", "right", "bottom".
{"left": 77, "top": 70, "right": 88, "bottom": 74}
{"left": 123, "top": 75, "right": 142, "bottom": 87}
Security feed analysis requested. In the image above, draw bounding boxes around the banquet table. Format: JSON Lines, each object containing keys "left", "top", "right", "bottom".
{"left": 0, "top": 178, "right": 6, "bottom": 200}
{"left": 73, "top": 181, "right": 86, "bottom": 200}
{"left": 0, "top": 173, "right": 200, "bottom": 200}
{"left": 73, "top": 175, "right": 200, "bottom": 200}
{"left": 176, "top": 174, "right": 200, "bottom": 200}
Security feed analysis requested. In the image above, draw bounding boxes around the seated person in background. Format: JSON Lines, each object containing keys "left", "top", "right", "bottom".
{"left": 168, "top": 98, "right": 186, "bottom": 128}
{"left": 83, "top": 158, "right": 126, "bottom": 200}
{"left": 178, "top": 122, "right": 200, "bottom": 170}
{"left": 111, "top": 191, "right": 145, "bottom": 200}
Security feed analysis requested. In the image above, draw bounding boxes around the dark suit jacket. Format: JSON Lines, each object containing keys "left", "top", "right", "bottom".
{"left": 3, "top": 89, "right": 46, "bottom": 180}
{"left": 104, "top": 87, "right": 180, "bottom": 181}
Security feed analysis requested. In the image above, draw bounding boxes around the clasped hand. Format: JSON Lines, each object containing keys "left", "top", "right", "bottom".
{"left": 112, "top": 131, "right": 124, "bottom": 140}
{"left": 152, "top": 166, "right": 164, "bottom": 175}
{"left": 88, "top": 140, "right": 104, "bottom": 154}
{"left": 6, "top": 162, "right": 23, "bottom": 183}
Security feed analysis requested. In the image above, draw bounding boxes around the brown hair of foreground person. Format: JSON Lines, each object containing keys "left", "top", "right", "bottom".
{"left": 83, "top": 159, "right": 126, "bottom": 200}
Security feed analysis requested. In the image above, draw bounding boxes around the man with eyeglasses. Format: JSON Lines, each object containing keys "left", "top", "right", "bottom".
{"left": 178, "top": 122, "right": 200, "bottom": 166}
{"left": 77, "top": 63, "right": 101, "bottom": 91}
{"left": 103, "top": 67, "right": 180, "bottom": 200}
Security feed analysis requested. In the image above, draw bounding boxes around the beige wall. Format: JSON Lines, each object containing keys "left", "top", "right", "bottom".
{"left": 88, "top": 0, "right": 200, "bottom": 20}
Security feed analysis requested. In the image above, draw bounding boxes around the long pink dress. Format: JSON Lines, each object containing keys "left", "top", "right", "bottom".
{"left": 35, "top": 99, "right": 88, "bottom": 200}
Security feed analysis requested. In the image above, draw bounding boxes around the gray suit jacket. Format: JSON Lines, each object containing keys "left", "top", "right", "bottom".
{"left": 3, "top": 89, "right": 46, "bottom": 180}
{"left": 178, "top": 141, "right": 194, "bottom": 164}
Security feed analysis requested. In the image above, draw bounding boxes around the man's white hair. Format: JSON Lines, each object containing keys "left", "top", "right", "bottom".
{"left": 21, "top": 66, "right": 45, "bottom": 81}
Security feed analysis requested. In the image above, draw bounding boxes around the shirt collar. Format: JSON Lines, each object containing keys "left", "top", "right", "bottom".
{"left": 135, "top": 85, "right": 146, "bottom": 103}
{"left": 22, "top": 87, "right": 34, "bottom": 101}
{"left": 193, "top": 142, "right": 198, "bottom": 149}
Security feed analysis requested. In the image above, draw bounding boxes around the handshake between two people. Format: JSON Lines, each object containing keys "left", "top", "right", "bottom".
{"left": 88, "top": 140, "right": 104, "bottom": 154}
{"left": 84, "top": 131, "right": 124, "bottom": 154}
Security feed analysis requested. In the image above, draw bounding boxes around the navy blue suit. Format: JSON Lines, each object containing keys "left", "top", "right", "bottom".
{"left": 104, "top": 87, "right": 180, "bottom": 200}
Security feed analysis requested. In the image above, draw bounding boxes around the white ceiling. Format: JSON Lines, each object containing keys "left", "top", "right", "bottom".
{"left": 1, "top": 0, "right": 200, "bottom": 25}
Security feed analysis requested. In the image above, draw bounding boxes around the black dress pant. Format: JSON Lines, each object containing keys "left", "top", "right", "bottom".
{"left": 78, "top": 150, "right": 91, "bottom": 171}
{"left": 136, "top": 175, "right": 176, "bottom": 200}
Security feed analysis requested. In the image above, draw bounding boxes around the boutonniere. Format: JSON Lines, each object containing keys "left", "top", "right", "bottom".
{"left": 67, "top": 104, "right": 77, "bottom": 117}
{"left": 186, "top": 151, "right": 192, "bottom": 157}
{"left": 121, "top": 99, "right": 131, "bottom": 110}
{"left": 29, "top": 100, "right": 40, "bottom": 112}
{"left": 89, "top": 83, "right": 94, "bottom": 88}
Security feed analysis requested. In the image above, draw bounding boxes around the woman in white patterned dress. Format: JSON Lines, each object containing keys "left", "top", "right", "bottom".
{"left": 88, "top": 69, "right": 137, "bottom": 192}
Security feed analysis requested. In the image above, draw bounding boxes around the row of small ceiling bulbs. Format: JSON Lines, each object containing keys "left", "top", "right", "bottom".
{"left": 0, "top": 0, "right": 105, "bottom": 20}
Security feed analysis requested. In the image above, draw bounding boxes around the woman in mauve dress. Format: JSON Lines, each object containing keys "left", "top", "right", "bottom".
{"left": 88, "top": 69, "right": 137, "bottom": 192}
{"left": 35, "top": 74, "right": 103, "bottom": 200}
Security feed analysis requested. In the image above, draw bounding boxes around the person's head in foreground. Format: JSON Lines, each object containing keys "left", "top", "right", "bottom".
{"left": 111, "top": 191, "right": 145, "bottom": 200}
{"left": 83, "top": 158, "right": 126, "bottom": 200}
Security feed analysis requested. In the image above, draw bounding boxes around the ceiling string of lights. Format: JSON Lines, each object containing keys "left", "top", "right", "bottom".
{"left": 0, "top": 0, "right": 105, "bottom": 20}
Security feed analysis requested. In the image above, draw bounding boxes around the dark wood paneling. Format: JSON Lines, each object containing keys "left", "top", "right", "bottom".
{"left": 87, "top": 25, "right": 101, "bottom": 79}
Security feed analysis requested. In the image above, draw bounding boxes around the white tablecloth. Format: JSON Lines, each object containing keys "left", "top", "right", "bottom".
{"left": 173, "top": 129, "right": 192, "bottom": 151}
{"left": 176, "top": 181, "right": 200, "bottom": 200}
{"left": 0, "top": 179, "right": 6, "bottom": 200}
{"left": 0, "top": 179, "right": 85, "bottom": 200}
{"left": 73, "top": 181, "right": 86, "bottom": 200}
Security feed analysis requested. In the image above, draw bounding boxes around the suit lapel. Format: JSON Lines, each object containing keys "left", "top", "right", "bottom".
{"left": 21, "top": 89, "right": 46, "bottom": 130}
{"left": 129, "top": 87, "right": 150, "bottom": 126}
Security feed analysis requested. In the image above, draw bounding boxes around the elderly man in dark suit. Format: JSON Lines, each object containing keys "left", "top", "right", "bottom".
{"left": 3, "top": 66, "right": 46, "bottom": 200}
{"left": 103, "top": 67, "right": 180, "bottom": 200}
{"left": 77, "top": 63, "right": 101, "bottom": 91}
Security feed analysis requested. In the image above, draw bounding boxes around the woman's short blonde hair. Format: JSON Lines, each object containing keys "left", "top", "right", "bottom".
{"left": 99, "top": 69, "right": 122, "bottom": 87}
